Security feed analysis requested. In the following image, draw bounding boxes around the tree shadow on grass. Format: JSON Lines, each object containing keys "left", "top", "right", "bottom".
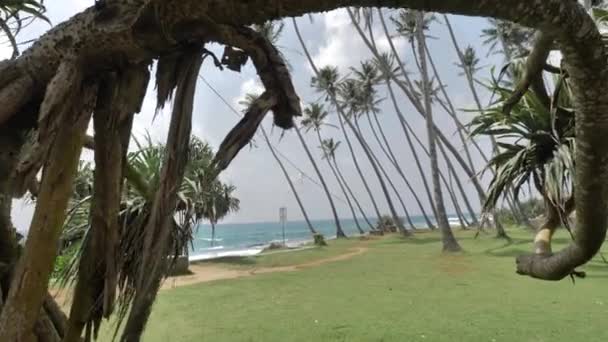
{"left": 481, "top": 237, "right": 531, "bottom": 258}
{"left": 199, "top": 256, "right": 258, "bottom": 266}
{"left": 486, "top": 248, "right": 531, "bottom": 258}
{"left": 386, "top": 236, "right": 442, "bottom": 245}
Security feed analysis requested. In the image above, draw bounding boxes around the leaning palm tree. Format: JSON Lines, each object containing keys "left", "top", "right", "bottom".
{"left": 352, "top": 60, "right": 437, "bottom": 228}
{"left": 292, "top": 118, "right": 347, "bottom": 238}
{"left": 243, "top": 93, "right": 347, "bottom": 239}
{"left": 336, "top": 76, "right": 418, "bottom": 230}
{"left": 309, "top": 65, "right": 382, "bottom": 223}
{"left": 251, "top": 21, "right": 347, "bottom": 239}
{"left": 414, "top": 11, "right": 461, "bottom": 251}
{"left": 302, "top": 103, "right": 371, "bottom": 233}
{"left": 320, "top": 137, "right": 376, "bottom": 232}
{"left": 238, "top": 93, "right": 321, "bottom": 238}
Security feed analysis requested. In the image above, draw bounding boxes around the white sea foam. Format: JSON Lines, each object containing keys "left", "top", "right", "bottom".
{"left": 197, "top": 238, "right": 223, "bottom": 242}
{"left": 189, "top": 247, "right": 264, "bottom": 262}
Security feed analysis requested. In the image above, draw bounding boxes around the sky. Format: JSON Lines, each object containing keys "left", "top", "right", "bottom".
{"left": 4, "top": 2, "right": 506, "bottom": 232}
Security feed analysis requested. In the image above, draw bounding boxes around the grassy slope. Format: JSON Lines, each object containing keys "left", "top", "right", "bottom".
{"left": 106, "top": 229, "right": 608, "bottom": 342}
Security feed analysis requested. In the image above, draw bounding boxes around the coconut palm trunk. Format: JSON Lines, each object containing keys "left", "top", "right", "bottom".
{"left": 364, "top": 110, "right": 434, "bottom": 227}
{"left": 443, "top": 15, "right": 525, "bottom": 233}
{"left": 317, "top": 132, "right": 365, "bottom": 234}
{"left": 330, "top": 155, "right": 376, "bottom": 231}
{"left": 293, "top": 18, "right": 392, "bottom": 222}
{"left": 415, "top": 13, "right": 461, "bottom": 251}
{"left": 260, "top": 127, "right": 318, "bottom": 235}
{"left": 350, "top": 9, "right": 488, "bottom": 209}
{"left": 210, "top": 221, "right": 216, "bottom": 247}
{"left": 293, "top": 125, "right": 346, "bottom": 238}
{"left": 350, "top": 116, "right": 418, "bottom": 230}
{"left": 335, "top": 98, "right": 412, "bottom": 234}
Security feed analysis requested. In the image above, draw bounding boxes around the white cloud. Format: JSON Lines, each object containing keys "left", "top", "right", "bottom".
{"left": 233, "top": 78, "right": 264, "bottom": 111}
{"left": 312, "top": 10, "right": 406, "bottom": 74}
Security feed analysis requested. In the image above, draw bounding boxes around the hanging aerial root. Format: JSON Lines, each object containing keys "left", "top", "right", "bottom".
{"left": 503, "top": 32, "right": 554, "bottom": 115}
{"left": 64, "top": 64, "right": 151, "bottom": 342}
{"left": 0, "top": 80, "right": 97, "bottom": 342}
{"left": 12, "top": 59, "right": 84, "bottom": 196}
{"left": 208, "top": 24, "right": 301, "bottom": 128}
{"left": 213, "top": 91, "right": 278, "bottom": 173}
{"left": 120, "top": 48, "right": 203, "bottom": 342}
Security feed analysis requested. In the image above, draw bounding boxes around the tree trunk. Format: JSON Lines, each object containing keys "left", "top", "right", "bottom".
{"left": 211, "top": 222, "right": 216, "bottom": 248}
{"left": 334, "top": 100, "right": 410, "bottom": 235}
{"left": 366, "top": 111, "right": 431, "bottom": 229}
{"left": 331, "top": 157, "right": 375, "bottom": 231}
{"left": 416, "top": 13, "right": 461, "bottom": 252}
{"left": 443, "top": 15, "right": 527, "bottom": 232}
{"left": 261, "top": 127, "right": 318, "bottom": 235}
{"left": 316, "top": 131, "right": 364, "bottom": 234}
{"left": 385, "top": 80, "right": 437, "bottom": 228}
{"left": 0, "top": 126, "right": 22, "bottom": 296}
{"left": 0, "top": 79, "right": 96, "bottom": 341}
{"left": 436, "top": 142, "right": 478, "bottom": 227}
{"left": 293, "top": 125, "right": 346, "bottom": 238}
{"left": 120, "top": 49, "right": 202, "bottom": 342}
{"left": 352, "top": 118, "right": 417, "bottom": 230}
{"left": 291, "top": 20, "right": 383, "bottom": 225}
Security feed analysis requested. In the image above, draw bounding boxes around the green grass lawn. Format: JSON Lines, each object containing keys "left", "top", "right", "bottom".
{"left": 104, "top": 228, "right": 608, "bottom": 342}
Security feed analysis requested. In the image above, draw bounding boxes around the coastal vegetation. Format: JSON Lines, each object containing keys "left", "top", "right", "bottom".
{"left": 1, "top": 1, "right": 608, "bottom": 341}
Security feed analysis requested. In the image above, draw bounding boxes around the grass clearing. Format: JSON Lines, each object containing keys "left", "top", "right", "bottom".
{"left": 101, "top": 228, "right": 608, "bottom": 342}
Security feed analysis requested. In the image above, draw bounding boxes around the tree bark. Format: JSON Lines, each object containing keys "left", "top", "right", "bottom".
{"left": 292, "top": 19, "right": 384, "bottom": 224}
{"left": 120, "top": 49, "right": 203, "bottom": 342}
{"left": 0, "top": 78, "right": 96, "bottom": 341}
{"left": 331, "top": 156, "right": 375, "bottom": 231}
{"left": 416, "top": 12, "right": 461, "bottom": 252}
{"left": 316, "top": 131, "right": 364, "bottom": 234}
{"left": 260, "top": 127, "right": 318, "bottom": 235}
{"left": 352, "top": 118, "right": 417, "bottom": 231}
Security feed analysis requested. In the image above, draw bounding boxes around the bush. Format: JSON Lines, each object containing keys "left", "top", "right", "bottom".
{"left": 496, "top": 198, "right": 544, "bottom": 224}
{"left": 376, "top": 215, "right": 401, "bottom": 233}
{"left": 313, "top": 233, "right": 327, "bottom": 246}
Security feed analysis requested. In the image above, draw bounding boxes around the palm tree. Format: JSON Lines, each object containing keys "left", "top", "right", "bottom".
{"left": 238, "top": 93, "right": 320, "bottom": 237}
{"left": 320, "top": 137, "right": 376, "bottom": 231}
{"left": 307, "top": 62, "right": 410, "bottom": 235}
{"left": 352, "top": 60, "right": 437, "bottom": 228}
{"left": 302, "top": 103, "right": 372, "bottom": 233}
{"left": 202, "top": 183, "right": 240, "bottom": 246}
{"left": 251, "top": 21, "right": 347, "bottom": 239}
{"left": 414, "top": 11, "right": 461, "bottom": 251}
{"left": 308, "top": 65, "right": 382, "bottom": 224}
{"left": 444, "top": 15, "right": 525, "bottom": 234}
{"left": 293, "top": 121, "right": 347, "bottom": 238}
{"left": 336, "top": 77, "right": 418, "bottom": 230}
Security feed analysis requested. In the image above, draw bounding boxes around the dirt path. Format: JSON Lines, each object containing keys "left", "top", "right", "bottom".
{"left": 161, "top": 245, "right": 369, "bottom": 290}
{"left": 51, "top": 244, "right": 370, "bottom": 308}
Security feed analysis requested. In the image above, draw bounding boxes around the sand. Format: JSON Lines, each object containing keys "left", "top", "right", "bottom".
{"left": 161, "top": 246, "right": 368, "bottom": 289}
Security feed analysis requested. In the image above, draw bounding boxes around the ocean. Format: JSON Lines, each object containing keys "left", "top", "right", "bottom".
{"left": 189, "top": 214, "right": 468, "bottom": 261}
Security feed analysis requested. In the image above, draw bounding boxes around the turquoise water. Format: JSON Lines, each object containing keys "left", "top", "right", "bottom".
{"left": 189, "top": 215, "right": 468, "bottom": 260}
